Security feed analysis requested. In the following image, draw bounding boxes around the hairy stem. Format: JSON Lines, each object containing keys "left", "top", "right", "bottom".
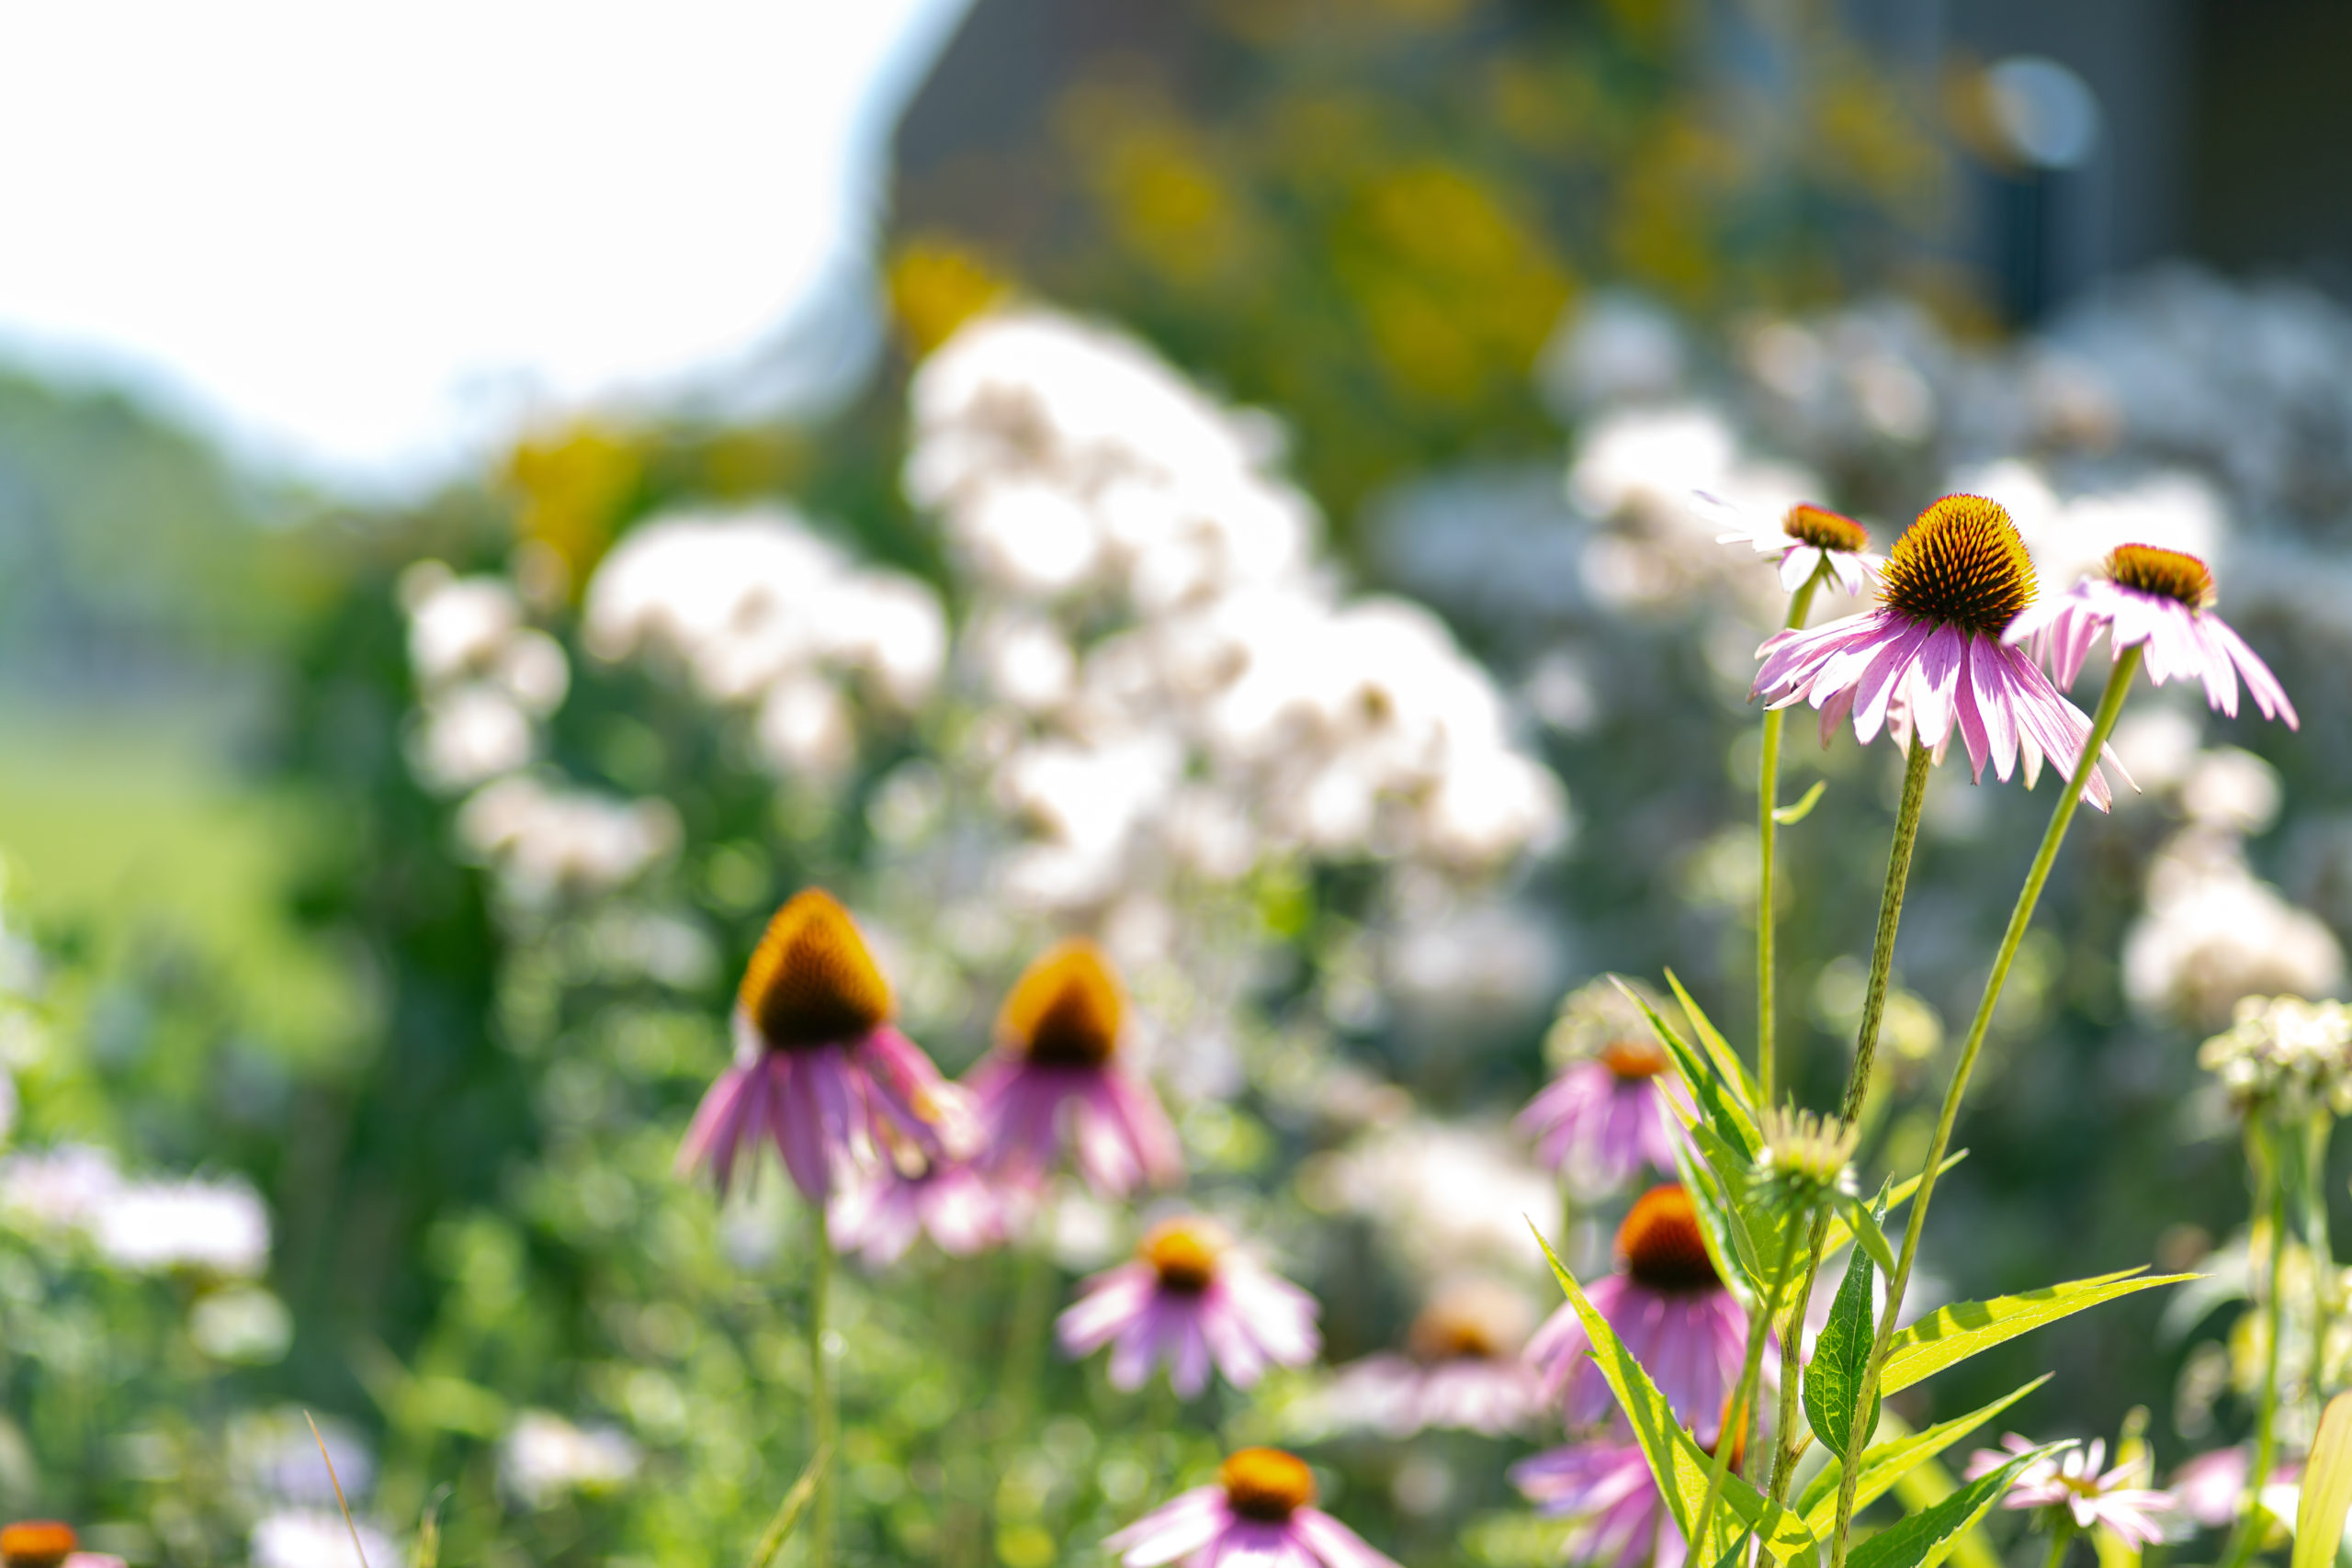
{"left": 1758, "top": 564, "right": 1828, "bottom": 1108}
{"left": 1826, "top": 647, "right": 2140, "bottom": 1568}
{"left": 1764, "top": 736, "right": 1932, "bottom": 1503}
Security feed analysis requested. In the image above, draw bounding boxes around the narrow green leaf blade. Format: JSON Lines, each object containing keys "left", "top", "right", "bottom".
{"left": 1530, "top": 1223, "right": 1819, "bottom": 1564}
{"left": 1882, "top": 1271, "right": 2199, "bottom": 1396}
{"left": 1799, "top": 1376, "right": 2052, "bottom": 1535}
{"left": 1849, "top": 1442, "right": 2070, "bottom": 1568}
{"left": 1773, "top": 780, "right": 1828, "bottom": 825}
{"left": 1663, "top": 968, "right": 1758, "bottom": 1110}
{"left": 1676, "top": 1133, "right": 1765, "bottom": 1303}
{"left": 1804, "top": 1237, "right": 1880, "bottom": 1460}
{"left": 747, "top": 1441, "right": 831, "bottom": 1568}
{"left": 1614, "top": 976, "right": 1758, "bottom": 1157}
{"left": 2294, "top": 1393, "right": 2352, "bottom": 1568}
{"left": 1838, "top": 1194, "right": 1898, "bottom": 1277}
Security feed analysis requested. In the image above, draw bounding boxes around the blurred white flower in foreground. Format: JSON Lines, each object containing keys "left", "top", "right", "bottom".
{"left": 252, "top": 1511, "right": 395, "bottom": 1568}
{"left": 501, "top": 1411, "right": 642, "bottom": 1507}
{"left": 458, "top": 776, "right": 679, "bottom": 903}
{"left": 1317, "top": 1118, "right": 1555, "bottom": 1280}
{"left": 400, "top": 564, "right": 571, "bottom": 793}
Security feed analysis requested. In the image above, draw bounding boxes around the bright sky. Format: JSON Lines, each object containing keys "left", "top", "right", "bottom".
{"left": 0, "top": 0, "right": 969, "bottom": 489}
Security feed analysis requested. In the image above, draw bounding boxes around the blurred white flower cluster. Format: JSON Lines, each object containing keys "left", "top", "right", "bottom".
{"left": 2199, "top": 996, "right": 2352, "bottom": 1116}
{"left": 500, "top": 1410, "right": 643, "bottom": 1507}
{"left": 907, "top": 306, "right": 1566, "bottom": 913}
{"left": 0, "top": 1143, "right": 271, "bottom": 1278}
{"left": 582, "top": 506, "right": 946, "bottom": 782}
{"left": 2120, "top": 740, "right": 2341, "bottom": 1029}
{"left": 400, "top": 562, "right": 678, "bottom": 902}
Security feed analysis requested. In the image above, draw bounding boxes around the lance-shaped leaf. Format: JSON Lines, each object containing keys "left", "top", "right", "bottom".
{"left": 1821, "top": 1155, "right": 1964, "bottom": 1261}
{"left": 1676, "top": 1130, "right": 1766, "bottom": 1304}
{"left": 1532, "top": 1224, "right": 1819, "bottom": 1565}
{"left": 1804, "top": 1222, "right": 1880, "bottom": 1460}
{"left": 1882, "top": 1270, "right": 2199, "bottom": 1396}
{"left": 1774, "top": 780, "right": 1828, "bottom": 825}
{"left": 2294, "top": 1393, "right": 2352, "bottom": 1568}
{"left": 1615, "top": 976, "right": 1758, "bottom": 1158}
{"left": 1663, "top": 969, "right": 1758, "bottom": 1111}
{"left": 1798, "top": 1376, "right": 2052, "bottom": 1535}
{"left": 1848, "top": 1440, "right": 2072, "bottom": 1568}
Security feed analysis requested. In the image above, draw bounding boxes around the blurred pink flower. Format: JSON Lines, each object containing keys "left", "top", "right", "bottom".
{"left": 2006, "top": 544, "right": 2297, "bottom": 728}
{"left": 1057, "top": 1217, "right": 1317, "bottom": 1398}
{"left": 1511, "top": 1433, "right": 1686, "bottom": 1568}
{"left": 1705, "top": 492, "right": 1883, "bottom": 595}
{"left": 1320, "top": 1280, "right": 1541, "bottom": 1437}
{"left": 676, "top": 890, "right": 968, "bottom": 1205}
{"left": 828, "top": 1145, "right": 1002, "bottom": 1267}
{"left": 1105, "top": 1449, "right": 1397, "bottom": 1568}
{"left": 1967, "top": 1435, "right": 2181, "bottom": 1545}
{"left": 1519, "top": 1034, "right": 1684, "bottom": 1190}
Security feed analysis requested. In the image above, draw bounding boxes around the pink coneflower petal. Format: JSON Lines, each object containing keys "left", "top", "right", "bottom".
{"left": 1058, "top": 1220, "right": 1319, "bottom": 1398}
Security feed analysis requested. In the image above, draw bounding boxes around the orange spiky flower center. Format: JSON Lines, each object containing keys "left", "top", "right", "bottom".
{"left": 1784, "top": 503, "right": 1870, "bottom": 554}
{"left": 1141, "top": 1219, "right": 1223, "bottom": 1293}
{"left": 0, "top": 1521, "right": 78, "bottom": 1568}
{"left": 1408, "top": 1303, "right": 1505, "bottom": 1362}
{"left": 1618, "top": 1184, "right": 1720, "bottom": 1293}
{"left": 1220, "top": 1448, "right": 1317, "bottom": 1521}
{"left": 2107, "top": 543, "right": 2216, "bottom": 609}
{"left": 1600, "top": 1038, "right": 1669, "bottom": 1080}
{"left": 739, "top": 889, "right": 893, "bottom": 1050}
{"left": 999, "top": 940, "right": 1124, "bottom": 1066}
{"left": 1877, "top": 494, "right": 2037, "bottom": 638}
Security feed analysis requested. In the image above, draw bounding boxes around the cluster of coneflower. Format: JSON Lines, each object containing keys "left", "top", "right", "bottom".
{"left": 677, "top": 487, "right": 2301, "bottom": 1568}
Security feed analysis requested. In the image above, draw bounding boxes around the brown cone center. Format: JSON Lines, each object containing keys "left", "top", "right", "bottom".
{"left": 1783, "top": 503, "right": 1870, "bottom": 554}
{"left": 1877, "top": 494, "right": 2037, "bottom": 637}
{"left": 1600, "top": 1038, "right": 1669, "bottom": 1080}
{"left": 1000, "top": 940, "right": 1124, "bottom": 1066}
{"left": 1141, "top": 1220, "right": 1222, "bottom": 1293}
{"left": 0, "top": 1521, "right": 78, "bottom": 1568}
{"left": 1220, "top": 1448, "right": 1317, "bottom": 1521}
{"left": 2107, "top": 543, "right": 2216, "bottom": 609}
{"left": 1619, "top": 1184, "right": 1721, "bottom": 1293}
{"left": 740, "top": 889, "right": 893, "bottom": 1049}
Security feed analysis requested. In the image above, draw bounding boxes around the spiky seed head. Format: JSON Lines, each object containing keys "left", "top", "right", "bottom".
{"left": 739, "top": 889, "right": 893, "bottom": 1049}
{"left": 1220, "top": 1448, "right": 1317, "bottom": 1520}
{"left": 2106, "top": 543, "right": 2216, "bottom": 609}
{"left": 1783, "top": 503, "right": 1870, "bottom": 554}
{"left": 1752, "top": 1106, "right": 1860, "bottom": 1214}
{"left": 1140, "top": 1217, "right": 1224, "bottom": 1293}
{"left": 1878, "top": 494, "right": 2037, "bottom": 637}
{"left": 1618, "top": 1184, "right": 1720, "bottom": 1293}
{"left": 997, "top": 939, "right": 1125, "bottom": 1066}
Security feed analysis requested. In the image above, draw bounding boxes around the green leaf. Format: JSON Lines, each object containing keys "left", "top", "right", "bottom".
{"left": 1676, "top": 1134, "right": 1765, "bottom": 1303}
{"left": 1838, "top": 1193, "right": 1898, "bottom": 1277}
{"left": 1799, "top": 1376, "right": 2052, "bottom": 1535}
{"left": 747, "top": 1440, "right": 831, "bottom": 1568}
{"left": 1530, "top": 1223, "right": 1819, "bottom": 1565}
{"left": 1882, "top": 1270, "right": 2199, "bottom": 1396}
{"left": 2294, "top": 1393, "right": 2352, "bottom": 1568}
{"left": 1663, "top": 968, "right": 1759, "bottom": 1110}
{"left": 1773, "top": 780, "right": 1828, "bottom": 825}
{"left": 1804, "top": 1234, "right": 1880, "bottom": 1460}
{"left": 1849, "top": 1441, "right": 2071, "bottom": 1568}
{"left": 1614, "top": 976, "right": 1758, "bottom": 1158}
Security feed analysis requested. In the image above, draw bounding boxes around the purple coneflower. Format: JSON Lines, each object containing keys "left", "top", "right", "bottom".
{"left": 0, "top": 1520, "right": 128, "bottom": 1568}
{"left": 1753, "top": 494, "right": 2115, "bottom": 808}
{"left": 2005, "top": 544, "right": 2298, "bottom": 728}
{"left": 1511, "top": 1433, "right": 1690, "bottom": 1568}
{"left": 676, "top": 888, "right": 968, "bottom": 1204}
{"left": 2167, "top": 1444, "right": 2297, "bottom": 1529}
{"left": 1967, "top": 1435, "right": 2181, "bottom": 1547}
{"left": 1526, "top": 1183, "right": 1753, "bottom": 1440}
{"left": 827, "top": 1140, "right": 1001, "bottom": 1267}
{"left": 1520, "top": 1032, "right": 1683, "bottom": 1190}
{"left": 1708, "top": 494, "right": 1885, "bottom": 596}
{"left": 1320, "top": 1280, "right": 1541, "bottom": 1437}
{"left": 1057, "top": 1216, "right": 1319, "bottom": 1397}
{"left": 965, "top": 939, "right": 1182, "bottom": 1198}
{"left": 1104, "top": 1448, "right": 1398, "bottom": 1568}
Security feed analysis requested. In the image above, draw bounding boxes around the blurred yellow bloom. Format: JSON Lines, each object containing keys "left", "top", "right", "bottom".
{"left": 503, "top": 422, "right": 643, "bottom": 593}
{"left": 888, "top": 240, "right": 1012, "bottom": 356}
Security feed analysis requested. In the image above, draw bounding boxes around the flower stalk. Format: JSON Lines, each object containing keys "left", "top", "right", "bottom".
{"left": 1691, "top": 1240, "right": 1800, "bottom": 1553}
{"left": 2220, "top": 1124, "right": 2290, "bottom": 1568}
{"left": 809, "top": 1205, "right": 837, "bottom": 1568}
{"left": 1826, "top": 645, "right": 2142, "bottom": 1568}
{"left": 1758, "top": 559, "right": 1831, "bottom": 1107}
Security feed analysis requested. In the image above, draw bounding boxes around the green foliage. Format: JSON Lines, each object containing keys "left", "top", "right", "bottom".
{"left": 1797, "top": 1379, "right": 2051, "bottom": 1537}
{"left": 2294, "top": 1393, "right": 2352, "bottom": 1568}
{"left": 1847, "top": 1440, "right": 2069, "bottom": 1568}
{"left": 1804, "top": 1230, "right": 1881, "bottom": 1461}
{"left": 1881, "top": 1271, "right": 2200, "bottom": 1398}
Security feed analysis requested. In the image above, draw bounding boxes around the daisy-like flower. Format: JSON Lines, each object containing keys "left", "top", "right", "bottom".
{"left": 2005, "top": 544, "right": 2299, "bottom": 728}
{"left": 965, "top": 939, "right": 1182, "bottom": 1197}
{"left": 1104, "top": 1447, "right": 1399, "bottom": 1568}
{"left": 1753, "top": 494, "right": 2116, "bottom": 808}
{"left": 2168, "top": 1445, "right": 2299, "bottom": 1529}
{"left": 676, "top": 889, "right": 969, "bottom": 1204}
{"left": 1319, "top": 1279, "right": 1542, "bottom": 1437}
{"left": 1511, "top": 1433, "right": 1690, "bottom": 1568}
{"left": 1521, "top": 978, "right": 1685, "bottom": 1190}
{"left": 1526, "top": 1184, "right": 1753, "bottom": 1439}
{"left": 1057, "top": 1215, "right": 1319, "bottom": 1397}
{"left": 1706, "top": 493, "right": 1885, "bottom": 595}
{"left": 0, "top": 1520, "right": 130, "bottom": 1568}
{"left": 1966, "top": 1435, "right": 2181, "bottom": 1547}
{"left": 827, "top": 1139, "right": 1002, "bottom": 1268}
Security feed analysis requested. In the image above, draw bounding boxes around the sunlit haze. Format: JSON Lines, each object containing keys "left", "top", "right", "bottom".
{"left": 0, "top": 0, "right": 968, "bottom": 487}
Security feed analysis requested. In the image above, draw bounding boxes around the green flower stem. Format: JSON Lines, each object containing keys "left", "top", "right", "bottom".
{"left": 1826, "top": 645, "right": 2142, "bottom": 1568}
{"left": 2222, "top": 1123, "right": 2290, "bottom": 1568}
{"left": 2309, "top": 1109, "right": 2336, "bottom": 1400}
{"left": 1758, "top": 561, "right": 1830, "bottom": 1109}
{"left": 809, "top": 1204, "right": 837, "bottom": 1568}
{"left": 2042, "top": 1515, "right": 2079, "bottom": 1568}
{"left": 1763, "top": 735, "right": 1933, "bottom": 1504}
{"left": 1692, "top": 1241, "right": 1801, "bottom": 1552}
